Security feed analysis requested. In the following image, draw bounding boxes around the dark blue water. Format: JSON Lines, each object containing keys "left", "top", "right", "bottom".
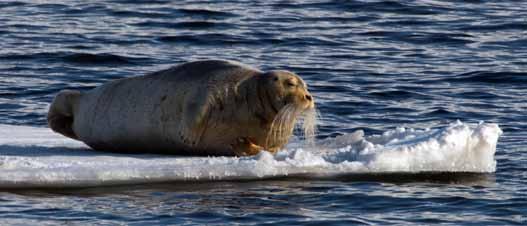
{"left": 1, "top": 0, "right": 526, "bottom": 225}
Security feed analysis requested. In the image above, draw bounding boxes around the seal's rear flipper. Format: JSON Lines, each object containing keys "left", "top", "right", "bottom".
{"left": 47, "top": 90, "right": 81, "bottom": 140}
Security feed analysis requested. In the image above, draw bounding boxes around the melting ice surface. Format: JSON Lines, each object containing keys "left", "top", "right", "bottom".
{"left": 0, "top": 121, "right": 501, "bottom": 188}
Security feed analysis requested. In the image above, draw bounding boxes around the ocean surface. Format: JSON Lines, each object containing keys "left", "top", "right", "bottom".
{"left": 0, "top": 0, "right": 526, "bottom": 225}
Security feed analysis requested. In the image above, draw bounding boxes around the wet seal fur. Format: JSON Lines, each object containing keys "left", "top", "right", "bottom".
{"left": 48, "top": 60, "right": 315, "bottom": 156}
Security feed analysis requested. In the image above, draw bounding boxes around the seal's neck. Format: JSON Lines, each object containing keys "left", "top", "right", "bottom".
{"left": 238, "top": 75, "right": 277, "bottom": 126}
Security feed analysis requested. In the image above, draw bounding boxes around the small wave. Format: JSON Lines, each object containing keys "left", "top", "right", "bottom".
{"left": 0, "top": 1, "right": 27, "bottom": 8}
{"left": 1, "top": 52, "right": 58, "bottom": 61}
{"left": 158, "top": 34, "right": 343, "bottom": 47}
{"left": 33, "top": 3, "right": 68, "bottom": 10}
{"left": 110, "top": 0, "right": 169, "bottom": 4}
{"left": 62, "top": 53, "right": 141, "bottom": 65}
{"left": 1, "top": 52, "right": 148, "bottom": 65}
{"left": 0, "top": 121, "right": 501, "bottom": 188}
{"left": 374, "top": 19, "right": 434, "bottom": 26}
{"left": 445, "top": 71, "right": 527, "bottom": 84}
{"left": 113, "top": 6, "right": 238, "bottom": 19}
{"left": 0, "top": 92, "right": 16, "bottom": 97}
{"left": 133, "top": 21, "right": 232, "bottom": 29}
{"left": 484, "top": 39, "right": 527, "bottom": 49}
{"left": 360, "top": 31, "right": 474, "bottom": 45}
{"left": 0, "top": 103, "right": 23, "bottom": 110}
{"left": 275, "top": 1, "right": 444, "bottom": 15}
{"left": 177, "top": 8, "right": 238, "bottom": 18}
{"left": 459, "top": 22, "right": 527, "bottom": 32}
{"left": 424, "top": 108, "right": 456, "bottom": 117}
{"left": 457, "top": 91, "right": 504, "bottom": 99}
{"left": 157, "top": 34, "right": 252, "bottom": 45}
{"left": 283, "top": 37, "right": 344, "bottom": 46}
{"left": 354, "top": 1, "right": 444, "bottom": 15}
{"left": 401, "top": 33, "right": 475, "bottom": 45}
{"left": 3, "top": 24, "right": 50, "bottom": 30}
{"left": 303, "top": 15, "right": 379, "bottom": 23}
{"left": 110, "top": 10, "right": 169, "bottom": 18}
{"left": 65, "top": 45, "right": 97, "bottom": 50}
{"left": 368, "top": 90, "right": 430, "bottom": 100}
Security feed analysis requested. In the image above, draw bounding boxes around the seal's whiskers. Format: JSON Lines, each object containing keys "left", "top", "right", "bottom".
{"left": 266, "top": 104, "right": 299, "bottom": 149}
{"left": 301, "top": 108, "right": 318, "bottom": 146}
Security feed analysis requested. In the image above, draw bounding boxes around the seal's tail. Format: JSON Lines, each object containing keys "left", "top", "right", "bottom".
{"left": 47, "top": 90, "right": 81, "bottom": 140}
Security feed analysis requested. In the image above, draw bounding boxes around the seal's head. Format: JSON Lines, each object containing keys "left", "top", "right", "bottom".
{"left": 257, "top": 70, "right": 316, "bottom": 151}
{"left": 263, "top": 70, "right": 315, "bottom": 112}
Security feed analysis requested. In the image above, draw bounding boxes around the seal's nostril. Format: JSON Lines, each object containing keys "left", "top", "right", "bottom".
{"left": 305, "top": 94, "right": 312, "bottom": 101}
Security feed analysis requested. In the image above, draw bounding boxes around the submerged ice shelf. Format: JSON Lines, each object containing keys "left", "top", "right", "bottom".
{"left": 0, "top": 121, "right": 502, "bottom": 188}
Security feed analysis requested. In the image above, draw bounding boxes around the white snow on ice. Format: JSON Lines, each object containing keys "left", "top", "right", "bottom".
{"left": 0, "top": 121, "right": 502, "bottom": 188}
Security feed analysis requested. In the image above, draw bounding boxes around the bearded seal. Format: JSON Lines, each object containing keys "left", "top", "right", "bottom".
{"left": 47, "top": 60, "right": 315, "bottom": 156}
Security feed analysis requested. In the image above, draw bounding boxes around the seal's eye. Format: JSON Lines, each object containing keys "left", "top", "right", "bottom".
{"left": 286, "top": 80, "right": 297, "bottom": 87}
{"left": 273, "top": 77, "right": 279, "bottom": 82}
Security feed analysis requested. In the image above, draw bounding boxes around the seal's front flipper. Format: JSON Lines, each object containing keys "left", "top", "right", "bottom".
{"left": 231, "top": 137, "right": 264, "bottom": 156}
{"left": 48, "top": 90, "right": 81, "bottom": 139}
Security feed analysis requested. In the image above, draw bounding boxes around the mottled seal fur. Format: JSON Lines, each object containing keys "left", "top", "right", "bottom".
{"left": 48, "top": 60, "right": 315, "bottom": 156}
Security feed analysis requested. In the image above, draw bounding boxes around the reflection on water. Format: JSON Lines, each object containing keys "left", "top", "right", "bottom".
{"left": 1, "top": 176, "right": 508, "bottom": 225}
